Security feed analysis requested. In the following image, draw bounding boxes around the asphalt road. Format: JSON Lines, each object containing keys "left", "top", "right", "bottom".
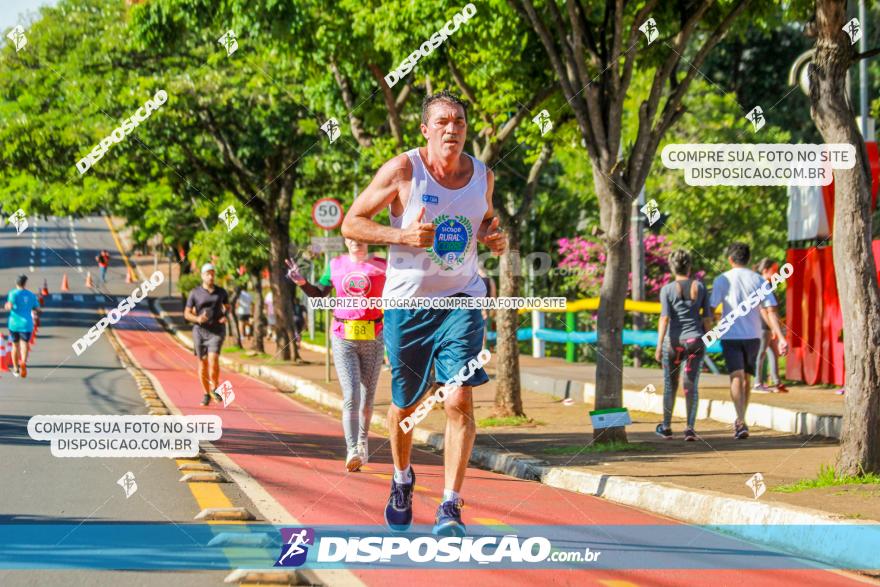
{"left": 0, "top": 215, "right": 245, "bottom": 586}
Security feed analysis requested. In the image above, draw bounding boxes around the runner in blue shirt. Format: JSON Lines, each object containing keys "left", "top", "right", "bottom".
{"left": 4, "top": 275, "right": 40, "bottom": 378}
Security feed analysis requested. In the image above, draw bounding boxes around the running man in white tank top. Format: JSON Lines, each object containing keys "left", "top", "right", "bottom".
{"left": 342, "top": 90, "right": 507, "bottom": 537}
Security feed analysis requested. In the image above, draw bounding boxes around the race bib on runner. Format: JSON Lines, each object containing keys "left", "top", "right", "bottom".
{"left": 344, "top": 320, "right": 375, "bottom": 341}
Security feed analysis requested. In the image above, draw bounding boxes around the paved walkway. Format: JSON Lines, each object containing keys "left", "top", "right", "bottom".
{"left": 513, "top": 354, "right": 844, "bottom": 416}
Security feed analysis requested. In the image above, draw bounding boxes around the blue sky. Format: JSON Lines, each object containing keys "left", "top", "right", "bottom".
{"left": 1, "top": 0, "right": 58, "bottom": 36}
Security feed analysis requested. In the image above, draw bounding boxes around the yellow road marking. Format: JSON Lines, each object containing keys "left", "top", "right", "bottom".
{"left": 103, "top": 215, "right": 135, "bottom": 275}
{"left": 599, "top": 581, "right": 640, "bottom": 587}
{"left": 174, "top": 458, "right": 243, "bottom": 525}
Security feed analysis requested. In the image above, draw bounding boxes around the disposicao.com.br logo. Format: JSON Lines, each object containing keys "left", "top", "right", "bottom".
{"left": 271, "top": 528, "right": 601, "bottom": 567}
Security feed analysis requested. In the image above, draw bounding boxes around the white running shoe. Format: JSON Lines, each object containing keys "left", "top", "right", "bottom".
{"left": 345, "top": 448, "right": 362, "bottom": 472}
{"left": 357, "top": 440, "right": 369, "bottom": 465}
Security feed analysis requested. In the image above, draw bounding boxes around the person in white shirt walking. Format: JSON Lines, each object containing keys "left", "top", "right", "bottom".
{"left": 709, "top": 243, "right": 788, "bottom": 439}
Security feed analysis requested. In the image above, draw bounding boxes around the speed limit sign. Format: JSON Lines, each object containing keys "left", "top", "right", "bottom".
{"left": 311, "top": 198, "right": 344, "bottom": 230}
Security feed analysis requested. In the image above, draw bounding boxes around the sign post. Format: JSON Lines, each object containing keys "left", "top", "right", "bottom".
{"left": 311, "top": 198, "right": 344, "bottom": 384}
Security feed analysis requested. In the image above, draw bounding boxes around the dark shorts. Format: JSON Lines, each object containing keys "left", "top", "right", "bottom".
{"left": 721, "top": 338, "right": 761, "bottom": 376}
{"left": 10, "top": 331, "right": 31, "bottom": 344}
{"left": 193, "top": 326, "right": 224, "bottom": 359}
{"left": 237, "top": 314, "right": 251, "bottom": 322}
{"left": 384, "top": 307, "right": 488, "bottom": 409}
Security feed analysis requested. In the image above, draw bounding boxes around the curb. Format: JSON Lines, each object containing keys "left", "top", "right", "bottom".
{"left": 149, "top": 297, "right": 878, "bottom": 572}
{"left": 582, "top": 381, "right": 842, "bottom": 439}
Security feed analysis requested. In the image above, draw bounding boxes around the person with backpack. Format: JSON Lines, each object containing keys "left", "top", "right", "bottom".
{"left": 95, "top": 250, "right": 111, "bottom": 284}
{"left": 654, "top": 250, "right": 714, "bottom": 441}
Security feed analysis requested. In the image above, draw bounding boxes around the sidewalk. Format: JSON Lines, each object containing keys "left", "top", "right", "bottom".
{"left": 151, "top": 293, "right": 878, "bottom": 527}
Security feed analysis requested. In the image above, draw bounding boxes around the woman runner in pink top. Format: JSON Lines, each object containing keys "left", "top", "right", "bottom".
{"left": 286, "top": 238, "right": 386, "bottom": 472}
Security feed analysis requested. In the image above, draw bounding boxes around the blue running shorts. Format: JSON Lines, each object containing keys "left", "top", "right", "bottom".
{"left": 383, "top": 306, "right": 488, "bottom": 409}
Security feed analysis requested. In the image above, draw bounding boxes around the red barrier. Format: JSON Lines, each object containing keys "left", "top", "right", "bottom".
{"left": 821, "top": 247, "right": 845, "bottom": 385}
{"left": 785, "top": 248, "right": 808, "bottom": 381}
{"left": 801, "top": 250, "right": 824, "bottom": 385}
{"left": 786, "top": 143, "right": 879, "bottom": 385}
{"left": 787, "top": 243, "right": 879, "bottom": 384}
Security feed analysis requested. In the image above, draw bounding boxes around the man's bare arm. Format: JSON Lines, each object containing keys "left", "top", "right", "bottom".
{"left": 476, "top": 171, "right": 507, "bottom": 255}
{"left": 342, "top": 154, "right": 411, "bottom": 246}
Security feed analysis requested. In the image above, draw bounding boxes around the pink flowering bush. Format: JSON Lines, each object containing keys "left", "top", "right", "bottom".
{"left": 557, "top": 234, "right": 701, "bottom": 299}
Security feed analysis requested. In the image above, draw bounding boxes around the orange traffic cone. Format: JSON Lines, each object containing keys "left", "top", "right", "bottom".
{"left": 61, "top": 273, "right": 70, "bottom": 292}
{"left": 0, "top": 336, "right": 8, "bottom": 372}
{"left": 125, "top": 265, "right": 135, "bottom": 284}
{"left": 85, "top": 271, "right": 95, "bottom": 288}
{"left": 41, "top": 279, "right": 49, "bottom": 296}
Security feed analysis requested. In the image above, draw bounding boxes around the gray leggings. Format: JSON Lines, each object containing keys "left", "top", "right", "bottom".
{"left": 662, "top": 338, "right": 705, "bottom": 429}
{"left": 757, "top": 329, "right": 779, "bottom": 385}
{"left": 331, "top": 335, "right": 385, "bottom": 451}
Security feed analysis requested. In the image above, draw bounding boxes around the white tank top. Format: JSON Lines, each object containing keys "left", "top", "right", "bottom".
{"left": 383, "top": 148, "right": 489, "bottom": 299}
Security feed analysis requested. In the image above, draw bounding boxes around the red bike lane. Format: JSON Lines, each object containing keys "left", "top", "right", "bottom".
{"left": 113, "top": 308, "right": 867, "bottom": 587}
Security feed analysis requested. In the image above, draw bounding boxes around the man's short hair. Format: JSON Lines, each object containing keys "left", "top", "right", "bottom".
{"left": 668, "top": 249, "right": 692, "bottom": 276}
{"left": 726, "top": 242, "right": 751, "bottom": 266}
{"left": 16, "top": 274, "right": 27, "bottom": 287}
{"left": 421, "top": 89, "right": 468, "bottom": 125}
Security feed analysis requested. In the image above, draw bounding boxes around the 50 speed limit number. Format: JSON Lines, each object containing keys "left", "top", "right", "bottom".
{"left": 312, "top": 198, "right": 344, "bottom": 230}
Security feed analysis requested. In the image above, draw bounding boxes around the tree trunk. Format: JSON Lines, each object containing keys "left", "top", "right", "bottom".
{"left": 592, "top": 170, "right": 631, "bottom": 443}
{"left": 252, "top": 272, "right": 266, "bottom": 354}
{"left": 267, "top": 219, "right": 300, "bottom": 362}
{"left": 229, "top": 286, "right": 244, "bottom": 349}
{"left": 493, "top": 226, "right": 525, "bottom": 418}
{"left": 809, "top": 0, "right": 880, "bottom": 475}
